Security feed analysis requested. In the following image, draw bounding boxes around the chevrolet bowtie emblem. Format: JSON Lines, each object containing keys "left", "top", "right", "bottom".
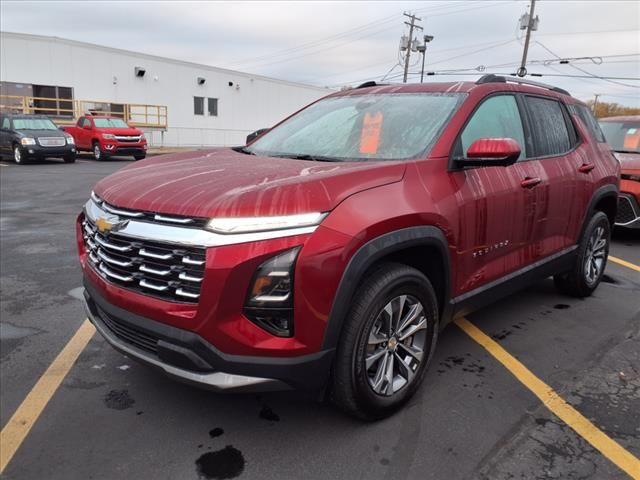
{"left": 95, "top": 216, "right": 128, "bottom": 234}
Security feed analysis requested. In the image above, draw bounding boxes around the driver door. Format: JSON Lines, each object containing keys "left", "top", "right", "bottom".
{"left": 450, "top": 94, "right": 543, "bottom": 296}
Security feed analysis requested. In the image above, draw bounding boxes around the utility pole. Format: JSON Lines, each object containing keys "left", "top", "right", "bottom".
{"left": 592, "top": 94, "right": 600, "bottom": 115}
{"left": 402, "top": 12, "right": 423, "bottom": 83}
{"left": 517, "top": 0, "right": 539, "bottom": 77}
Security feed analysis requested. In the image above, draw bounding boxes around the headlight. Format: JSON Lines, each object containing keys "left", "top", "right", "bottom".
{"left": 140, "top": 133, "right": 146, "bottom": 140}
{"left": 206, "top": 212, "right": 326, "bottom": 234}
{"left": 65, "top": 135, "right": 75, "bottom": 145}
{"left": 20, "top": 137, "right": 36, "bottom": 146}
{"left": 102, "top": 133, "right": 116, "bottom": 140}
{"left": 244, "top": 247, "right": 300, "bottom": 337}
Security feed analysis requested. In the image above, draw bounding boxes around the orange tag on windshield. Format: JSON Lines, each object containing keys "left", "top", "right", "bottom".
{"left": 360, "top": 112, "right": 383, "bottom": 154}
{"left": 623, "top": 128, "right": 640, "bottom": 150}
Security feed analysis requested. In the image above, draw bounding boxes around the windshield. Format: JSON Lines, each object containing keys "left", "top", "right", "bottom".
{"left": 599, "top": 120, "right": 640, "bottom": 153}
{"left": 93, "top": 118, "right": 130, "bottom": 128}
{"left": 12, "top": 118, "right": 58, "bottom": 130}
{"left": 247, "top": 93, "right": 465, "bottom": 162}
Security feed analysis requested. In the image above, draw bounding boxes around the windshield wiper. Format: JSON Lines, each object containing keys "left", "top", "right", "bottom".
{"left": 232, "top": 146, "right": 256, "bottom": 155}
{"left": 273, "top": 154, "right": 339, "bottom": 162}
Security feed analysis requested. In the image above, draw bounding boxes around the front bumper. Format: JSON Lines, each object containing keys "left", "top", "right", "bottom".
{"left": 83, "top": 280, "right": 334, "bottom": 392}
{"left": 21, "top": 144, "right": 75, "bottom": 158}
{"left": 103, "top": 143, "right": 147, "bottom": 155}
{"left": 615, "top": 193, "right": 640, "bottom": 229}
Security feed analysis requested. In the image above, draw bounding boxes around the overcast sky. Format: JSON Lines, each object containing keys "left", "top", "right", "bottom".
{"left": 1, "top": 0, "right": 639, "bottom": 105}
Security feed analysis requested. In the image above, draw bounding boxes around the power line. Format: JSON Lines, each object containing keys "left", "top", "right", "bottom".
{"left": 535, "top": 41, "right": 640, "bottom": 88}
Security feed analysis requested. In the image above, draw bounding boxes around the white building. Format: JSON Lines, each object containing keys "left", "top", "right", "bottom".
{"left": 0, "top": 31, "right": 329, "bottom": 147}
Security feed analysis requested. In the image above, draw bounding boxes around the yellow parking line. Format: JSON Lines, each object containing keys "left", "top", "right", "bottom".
{"left": 0, "top": 320, "right": 95, "bottom": 473}
{"left": 609, "top": 256, "right": 640, "bottom": 273}
{"left": 455, "top": 317, "right": 640, "bottom": 479}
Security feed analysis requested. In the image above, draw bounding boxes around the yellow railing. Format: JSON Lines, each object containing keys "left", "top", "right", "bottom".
{"left": 0, "top": 95, "right": 168, "bottom": 129}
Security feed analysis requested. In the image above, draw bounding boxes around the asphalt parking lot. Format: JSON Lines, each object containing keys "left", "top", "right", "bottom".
{"left": 1, "top": 156, "right": 639, "bottom": 480}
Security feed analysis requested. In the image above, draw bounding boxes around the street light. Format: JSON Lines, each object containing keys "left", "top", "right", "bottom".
{"left": 417, "top": 35, "right": 434, "bottom": 83}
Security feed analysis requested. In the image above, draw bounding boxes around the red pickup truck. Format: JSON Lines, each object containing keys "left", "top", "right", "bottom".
{"left": 64, "top": 116, "right": 147, "bottom": 161}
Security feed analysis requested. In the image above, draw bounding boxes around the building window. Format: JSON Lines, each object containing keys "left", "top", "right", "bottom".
{"left": 194, "top": 96, "right": 204, "bottom": 115}
{"left": 208, "top": 98, "right": 218, "bottom": 117}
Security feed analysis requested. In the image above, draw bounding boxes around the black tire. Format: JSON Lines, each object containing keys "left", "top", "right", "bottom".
{"left": 554, "top": 211, "right": 610, "bottom": 297}
{"left": 330, "top": 262, "right": 439, "bottom": 420}
{"left": 133, "top": 154, "right": 146, "bottom": 160}
{"left": 63, "top": 153, "right": 76, "bottom": 163}
{"left": 93, "top": 141, "right": 108, "bottom": 161}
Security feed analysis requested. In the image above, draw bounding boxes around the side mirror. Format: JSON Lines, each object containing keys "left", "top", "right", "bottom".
{"left": 454, "top": 138, "right": 521, "bottom": 168}
{"left": 246, "top": 128, "right": 270, "bottom": 145}
{"left": 83, "top": 123, "right": 92, "bottom": 130}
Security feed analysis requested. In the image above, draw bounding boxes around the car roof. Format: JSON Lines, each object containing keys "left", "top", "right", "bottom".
{"left": 329, "top": 76, "right": 580, "bottom": 105}
{"left": 598, "top": 115, "right": 640, "bottom": 122}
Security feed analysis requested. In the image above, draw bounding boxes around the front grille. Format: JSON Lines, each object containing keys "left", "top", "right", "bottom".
{"left": 115, "top": 135, "right": 142, "bottom": 143}
{"left": 98, "top": 306, "right": 159, "bottom": 355}
{"left": 92, "top": 193, "right": 209, "bottom": 229}
{"left": 38, "top": 137, "right": 66, "bottom": 147}
{"left": 82, "top": 217, "right": 206, "bottom": 303}
{"left": 616, "top": 194, "right": 639, "bottom": 225}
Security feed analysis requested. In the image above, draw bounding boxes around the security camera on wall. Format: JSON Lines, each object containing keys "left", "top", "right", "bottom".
{"left": 134, "top": 66, "right": 146, "bottom": 78}
{"left": 197, "top": 77, "right": 206, "bottom": 85}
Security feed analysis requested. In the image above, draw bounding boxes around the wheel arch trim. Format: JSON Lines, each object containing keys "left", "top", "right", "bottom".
{"left": 580, "top": 184, "right": 618, "bottom": 239}
{"left": 321, "top": 226, "right": 451, "bottom": 350}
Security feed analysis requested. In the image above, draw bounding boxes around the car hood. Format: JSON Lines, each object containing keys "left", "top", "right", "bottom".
{"left": 614, "top": 152, "right": 640, "bottom": 172}
{"left": 94, "top": 148, "right": 406, "bottom": 218}
{"left": 18, "top": 129, "right": 66, "bottom": 138}
{"left": 98, "top": 127, "right": 143, "bottom": 135}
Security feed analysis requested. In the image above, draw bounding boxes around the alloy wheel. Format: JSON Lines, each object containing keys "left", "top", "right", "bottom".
{"left": 584, "top": 226, "right": 607, "bottom": 285}
{"left": 14, "top": 146, "right": 22, "bottom": 164}
{"left": 94, "top": 145, "right": 101, "bottom": 160}
{"left": 364, "top": 295, "right": 428, "bottom": 396}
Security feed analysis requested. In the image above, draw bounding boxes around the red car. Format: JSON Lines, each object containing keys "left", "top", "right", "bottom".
{"left": 64, "top": 115, "right": 147, "bottom": 161}
{"left": 78, "top": 75, "right": 619, "bottom": 419}
{"left": 599, "top": 115, "right": 640, "bottom": 229}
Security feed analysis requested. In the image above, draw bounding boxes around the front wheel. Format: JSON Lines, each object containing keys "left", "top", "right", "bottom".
{"left": 554, "top": 211, "right": 610, "bottom": 297}
{"left": 63, "top": 153, "right": 76, "bottom": 163}
{"left": 13, "top": 144, "right": 25, "bottom": 164}
{"left": 93, "top": 142, "right": 108, "bottom": 161}
{"left": 330, "top": 263, "right": 438, "bottom": 420}
{"left": 133, "top": 154, "right": 146, "bottom": 160}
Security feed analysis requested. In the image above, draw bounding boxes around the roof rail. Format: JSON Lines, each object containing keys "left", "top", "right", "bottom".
{"left": 356, "top": 81, "right": 386, "bottom": 89}
{"left": 476, "top": 74, "right": 571, "bottom": 97}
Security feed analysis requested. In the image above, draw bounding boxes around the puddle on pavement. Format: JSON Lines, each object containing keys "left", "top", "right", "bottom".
{"left": 103, "top": 389, "right": 135, "bottom": 410}
{"left": 0, "top": 322, "right": 41, "bottom": 359}
{"left": 195, "top": 445, "right": 245, "bottom": 480}
{"left": 67, "top": 287, "right": 85, "bottom": 301}
{"left": 259, "top": 405, "right": 280, "bottom": 422}
{"left": 209, "top": 427, "right": 224, "bottom": 438}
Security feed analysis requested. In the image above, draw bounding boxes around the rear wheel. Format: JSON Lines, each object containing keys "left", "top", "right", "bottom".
{"left": 554, "top": 211, "right": 610, "bottom": 297}
{"left": 330, "top": 263, "right": 438, "bottom": 420}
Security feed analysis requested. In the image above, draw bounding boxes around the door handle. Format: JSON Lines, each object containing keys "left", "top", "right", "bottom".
{"left": 521, "top": 177, "right": 542, "bottom": 189}
{"left": 578, "top": 163, "right": 595, "bottom": 173}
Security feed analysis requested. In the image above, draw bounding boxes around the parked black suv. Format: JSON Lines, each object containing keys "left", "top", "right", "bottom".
{"left": 0, "top": 113, "right": 77, "bottom": 164}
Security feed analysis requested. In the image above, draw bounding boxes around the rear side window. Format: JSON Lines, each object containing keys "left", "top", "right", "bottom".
{"left": 572, "top": 105, "right": 606, "bottom": 143}
{"left": 1, "top": 117, "right": 9, "bottom": 129}
{"left": 525, "top": 96, "right": 571, "bottom": 157}
{"left": 460, "top": 95, "right": 527, "bottom": 159}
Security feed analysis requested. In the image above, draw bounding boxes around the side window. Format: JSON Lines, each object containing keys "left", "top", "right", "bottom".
{"left": 194, "top": 97, "right": 204, "bottom": 116}
{"left": 572, "top": 104, "right": 606, "bottom": 143}
{"left": 460, "top": 95, "right": 527, "bottom": 159}
{"left": 1, "top": 117, "right": 9, "bottom": 129}
{"left": 525, "top": 96, "right": 572, "bottom": 157}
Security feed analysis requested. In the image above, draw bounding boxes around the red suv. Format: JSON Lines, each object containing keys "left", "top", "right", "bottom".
{"left": 78, "top": 75, "right": 619, "bottom": 419}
